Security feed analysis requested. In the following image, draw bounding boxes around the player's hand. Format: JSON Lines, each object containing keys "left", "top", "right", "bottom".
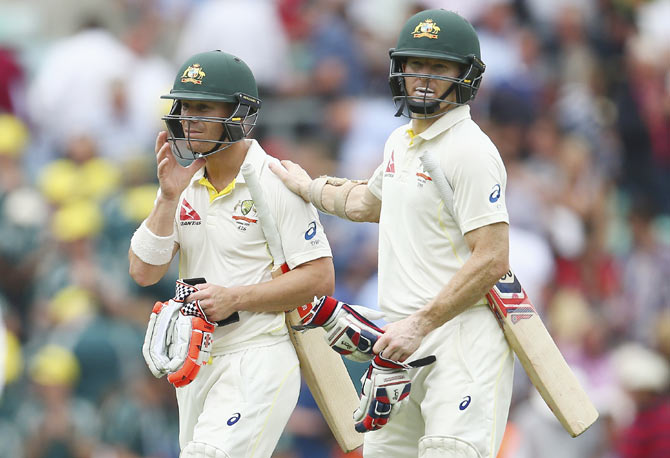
{"left": 268, "top": 159, "right": 312, "bottom": 202}
{"left": 294, "top": 296, "right": 385, "bottom": 362}
{"left": 372, "top": 313, "right": 430, "bottom": 362}
{"left": 185, "top": 282, "right": 240, "bottom": 323}
{"left": 353, "top": 353, "right": 436, "bottom": 432}
{"left": 155, "top": 130, "right": 205, "bottom": 201}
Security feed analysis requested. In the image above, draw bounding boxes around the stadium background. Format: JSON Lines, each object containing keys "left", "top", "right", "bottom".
{"left": 1, "top": 0, "right": 669, "bottom": 456}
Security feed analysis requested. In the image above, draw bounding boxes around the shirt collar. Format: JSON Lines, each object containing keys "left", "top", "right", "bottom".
{"left": 188, "top": 139, "right": 266, "bottom": 186}
{"left": 412, "top": 104, "right": 471, "bottom": 141}
{"left": 235, "top": 139, "right": 265, "bottom": 185}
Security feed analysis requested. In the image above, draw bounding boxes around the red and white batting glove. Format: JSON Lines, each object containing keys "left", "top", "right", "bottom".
{"left": 142, "top": 279, "right": 224, "bottom": 387}
{"left": 142, "top": 299, "right": 216, "bottom": 387}
{"left": 353, "top": 353, "right": 436, "bottom": 432}
{"left": 142, "top": 300, "right": 181, "bottom": 378}
{"left": 293, "top": 296, "right": 385, "bottom": 362}
{"left": 166, "top": 313, "right": 215, "bottom": 387}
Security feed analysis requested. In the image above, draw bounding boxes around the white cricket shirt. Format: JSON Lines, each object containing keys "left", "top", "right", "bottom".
{"left": 173, "top": 139, "right": 332, "bottom": 354}
{"left": 367, "top": 105, "right": 508, "bottom": 322}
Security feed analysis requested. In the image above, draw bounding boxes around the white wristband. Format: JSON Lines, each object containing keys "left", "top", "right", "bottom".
{"left": 130, "top": 220, "right": 176, "bottom": 265}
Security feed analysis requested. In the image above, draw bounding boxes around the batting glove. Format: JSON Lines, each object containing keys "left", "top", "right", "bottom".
{"left": 142, "top": 299, "right": 181, "bottom": 377}
{"left": 142, "top": 278, "right": 239, "bottom": 387}
{"left": 166, "top": 313, "right": 215, "bottom": 387}
{"left": 293, "top": 296, "right": 385, "bottom": 362}
{"left": 353, "top": 353, "right": 436, "bottom": 432}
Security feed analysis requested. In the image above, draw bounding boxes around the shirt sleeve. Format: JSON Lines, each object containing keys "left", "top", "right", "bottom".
{"left": 367, "top": 162, "right": 384, "bottom": 200}
{"left": 367, "top": 133, "right": 397, "bottom": 200}
{"left": 445, "top": 129, "right": 509, "bottom": 235}
{"left": 264, "top": 162, "right": 332, "bottom": 269}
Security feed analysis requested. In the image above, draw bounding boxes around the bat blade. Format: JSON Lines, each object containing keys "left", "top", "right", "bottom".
{"left": 418, "top": 149, "right": 598, "bottom": 437}
{"left": 487, "top": 271, "right": 599, "bottom": 436}
{"left": 285, "top": 309, "right": 364, "bottom": 451}
{"left": 242, "top": 162, "right": 363, "bottom": 452}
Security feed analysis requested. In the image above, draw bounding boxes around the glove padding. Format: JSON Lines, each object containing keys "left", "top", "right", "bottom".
{"left": 166, "top": 314, "right": 215, "bottom": 387}
{"left": 293, "top": 296, "right": 385, "bottom": 362}
{"left": 142, "top": 300, "right": 181, "bottom": 377}
{"left": 142, "top": 279, "right": 219, "bottom": 387}
{"left": 353, "top": 353, "right": 436, "bottom": 432}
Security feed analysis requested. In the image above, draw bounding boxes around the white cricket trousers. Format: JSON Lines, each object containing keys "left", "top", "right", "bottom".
{"left": 363, "top": 305, "right": 514, "bottom": 458}
{"left": 176, "top": 338, "right": 300, "bottom": 458}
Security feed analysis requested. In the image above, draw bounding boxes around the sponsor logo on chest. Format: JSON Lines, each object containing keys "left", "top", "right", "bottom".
{"left": 384, "top": 151, "right": 396, "bottom": 177}
{"left": 179, "top": 198, "right": 202, "bottom": 226}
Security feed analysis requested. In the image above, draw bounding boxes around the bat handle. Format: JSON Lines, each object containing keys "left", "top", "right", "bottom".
{"left": 216, "top": 312, "right": 240, "bottom": 327}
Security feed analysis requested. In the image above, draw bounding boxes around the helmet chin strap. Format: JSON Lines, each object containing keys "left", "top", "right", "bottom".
{"left": 188, "top": 125, "right": 232, "bottom": 158}
{"left": 205, "top": 130, "right": 231, "bottom": 155}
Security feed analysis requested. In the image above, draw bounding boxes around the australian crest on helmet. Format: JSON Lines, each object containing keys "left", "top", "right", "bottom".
{"left": 412, "top": 19, "right": 440, "bottom": 39}
{"left": 181, "top": 64, "right": 206, "bottom": 85}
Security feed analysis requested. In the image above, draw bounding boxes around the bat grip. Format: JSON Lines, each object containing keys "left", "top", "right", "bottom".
{"left": 216, "top": 313, "right": 240, "bottom": 327}
{"left": 182, "top": 277, "right": 240, "bottom": 327}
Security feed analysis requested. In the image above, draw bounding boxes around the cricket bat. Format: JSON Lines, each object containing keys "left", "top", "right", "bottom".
{"left": 241, "top": 163, "right": 364, "bottom": 452}
{"left": 419, "top": 151, "right": 599, "bottom": 437}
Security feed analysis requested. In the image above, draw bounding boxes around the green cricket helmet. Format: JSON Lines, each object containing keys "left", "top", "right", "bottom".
{"left": 161, "top": 50, "right": 261, "bottom": 159}
{"left": 389, "top": 9, "right": 485, "bottom": 118}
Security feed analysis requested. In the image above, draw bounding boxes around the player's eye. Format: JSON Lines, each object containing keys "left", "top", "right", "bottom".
{"left": 407, "top": 60, "right": 424, "bottom": 72}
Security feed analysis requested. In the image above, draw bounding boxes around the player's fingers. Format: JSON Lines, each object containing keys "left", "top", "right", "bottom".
{"left": 195, "top": 282, "right": 211, "bottom": 293}
{"left": 186, "top": 291, "right": 203, "bottom": 303}
{"left": 268, "top": 161, "right": 285, "bottom": 172}
{"left": 268, "top": 162, "right": 288, "bottom": 180}
{"left": 157, "top": 140, "right": 172, "bottom": 163}
{"left": 155, "top": 131, "right": 168, "bottom": 154}
{"left": 395, "top": 352, "right": 409, "bottom": 363}
{"left": 157, "top": 156, "right": 170, "bottom": 175}
{"left": 372, "top": 333, "right": 388, "bottom": 355}
{"left": 379, "top": 347, "right": 404, "bottom": 363}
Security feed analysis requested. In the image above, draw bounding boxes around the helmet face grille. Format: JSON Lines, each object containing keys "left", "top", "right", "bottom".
{"left": 162, "top": 99, "right": 259, "bottom": 160}
{"left": 389, "top": 57, "right": 483, "bottom": 119}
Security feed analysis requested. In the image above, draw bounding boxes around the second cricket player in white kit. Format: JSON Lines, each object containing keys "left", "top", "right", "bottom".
{"left": 129, "top": 51, "right": 334, "bottom": 458}
{"left": 271, "top": 9, "right": 514, "bottom": 458}
{"left": 362, "top": 105, "right": 514, "bottom": 457}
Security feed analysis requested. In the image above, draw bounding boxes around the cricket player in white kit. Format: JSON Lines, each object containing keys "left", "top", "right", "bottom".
{"left": 271, "top": 9, "right": 514, "bottom": 458}
{"left": 129, "top": 50, "right": 334, "bottom": 458}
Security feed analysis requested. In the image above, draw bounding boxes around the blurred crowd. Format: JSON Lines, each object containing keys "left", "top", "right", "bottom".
{"left": 1, "top": 0, "right": 670, "bottom": 457}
